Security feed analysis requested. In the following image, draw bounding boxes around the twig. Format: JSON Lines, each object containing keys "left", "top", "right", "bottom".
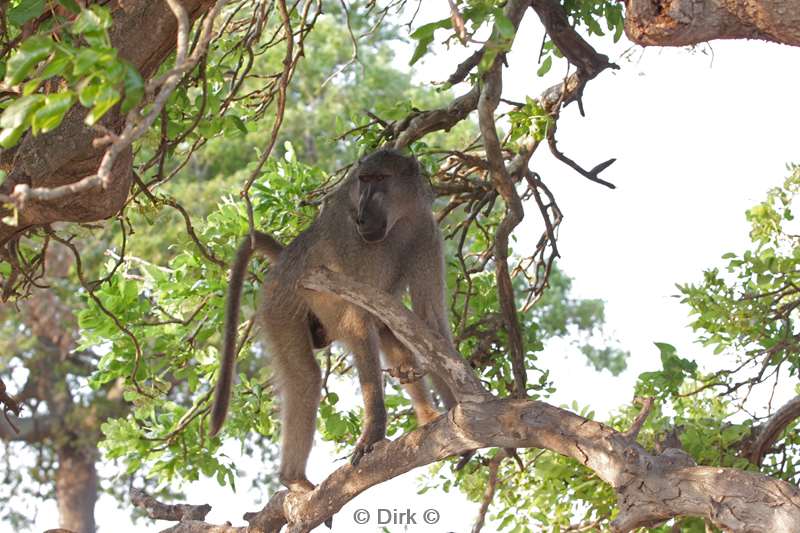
{"left": 624, "top": 397, "right": 654, "bottom": 440}
{"left": 478, "top": 59, "right": 526, "bottom": 399}
{"left": 471, "top": 450, "right": 506, "bottom": 533}
{"left": 130, "top": 488, "right": 211, "bottom": 521}
{"left": 0, "top": 379, "right": 21, "bottom": 434}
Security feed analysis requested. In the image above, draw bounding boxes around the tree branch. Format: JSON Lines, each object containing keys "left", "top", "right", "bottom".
{"left": 130, "top": 488, "right": 211, "bottom": 522}
{"left": 302, "top": 268, "right": 491, "bottom": 402}
{"left": 531, "top": 0, "right": 617, "bottom": 110}
{"left": 742, "top": 396, "right": 800, "bottom": 466}
{"left": 478, "top": 59, "right": 527, "bottom": 398}
{"left": 0, "top": 411, "right": 59, "bottom": 442}
{"left": 471, "top": 450, "right": 506, "bottom": 533}
{"left": 623, "top": 396, "right": 655, "bottom": 440}
{"left": 625, "top": 0, "right": 800, "bottom": 47}
{"left": 0, "top": 0, "right": 217, "bottom": 247}
{"left": 154, "top": 401, "right": 800, "bottom": 533}
{"left": 146, "top": 269, "right": 800, "bottom": 532}
{"left": 390, "top": 0, "right": 531, "bottom": 149}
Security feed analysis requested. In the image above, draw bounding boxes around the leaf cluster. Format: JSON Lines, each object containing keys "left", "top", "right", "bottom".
{"left": 0, "top": 5, "right": 143, "bottom": 147}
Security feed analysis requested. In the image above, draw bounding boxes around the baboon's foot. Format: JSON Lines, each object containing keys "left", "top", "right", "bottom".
{"left": 384, "top": 364, "right": 425, "bottom": 384}
{"left": 351, "top": 426, "right": 386, "bottom": 465}
{"left": 279, "top": 473, "right": 315, "bottom": 493}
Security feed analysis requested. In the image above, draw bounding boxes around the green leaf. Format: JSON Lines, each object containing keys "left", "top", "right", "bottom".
{"left": 71, "top": 5, "right": 113, "bottom": 33}
{"left": 537, "top": 55, "right": 553, "bottom": 77}
{"left": 0, "top": 125, "right": 25, "bottom": 149}
{"left": 0, "top": 94, "right": 45, "bottom": 130}
{"left": 78, "top": 79, "right": 100, "bottom": 107}
{"left": 409, "top": 18, "right": 451, "bottom": 39}
{"left": 74, "top": 48, "right": 104, "bottom": 77}
{"left": 39, "top": 53, "right": 72, "bottom": 79}
{"left": 5, "top": 36, "right": 53, "bottom": 85}
{"left": 58, "top": 0, "right": 82, "bottom": 14}
{"left": 85, "top": 85, "right": 120, "bottom": 126}
{"left": 494, "top": 11, "right": 516, "bottom": 39}
{"left": 227, "top": 115, "right": 248, "bottom": 135}
{"left": 409, "top": 35, "right": 434, "bottom": 66}
{"left": 31, "top": 92, "right": 75, "bottom": 134}
{"left": 586, "top": 16, "right": 603, "bottom": 36}
{"left": 22, "top": 77, "right": 43, "bottom": 96}
{"left": 120, "top": 63, "right": 144, "bottom": 113}
{"left": 8, "top": 0, "right": 46, "bottom": 27}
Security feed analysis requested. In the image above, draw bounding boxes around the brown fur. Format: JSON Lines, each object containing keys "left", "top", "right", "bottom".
{"left": 210, "top": 149, "right": 456, "bottom": 492}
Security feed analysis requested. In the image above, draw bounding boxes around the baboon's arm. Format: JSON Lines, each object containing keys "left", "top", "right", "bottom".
{"left": 409, "top": 232, "right": 458, "bottom": 409}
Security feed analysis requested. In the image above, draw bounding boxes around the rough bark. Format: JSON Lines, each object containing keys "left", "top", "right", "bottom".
{"left": 56, "top": 445, "right": 99, "bottom": 533}
{"left": 142, "top": 268, "right": 800, "bottom": 533}
{"left": 139, "top": 399, "right": 800, "bottom": 533}
{"left": 625, "top": 0, "right": 800, "bottom": 47}
{"left": 0, "top": 0, "right": 214, "bottom": 247}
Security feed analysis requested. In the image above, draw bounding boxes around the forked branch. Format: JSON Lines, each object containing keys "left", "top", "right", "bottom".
{"left": 145, "top": 269, "right": 800, "bottom": 532}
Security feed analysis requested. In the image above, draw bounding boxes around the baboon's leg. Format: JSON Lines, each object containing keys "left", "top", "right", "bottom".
{"left": 266, "top": 317, "right": 321, "bottom": 492}
{"left": 345, "top": 327, "right": 387, "bottom": 464}
{"left": 410, "top": 245, "right": 459, "bottom": 410}
{"left": 379, "top": 328, "right": 440, "bottom": 425}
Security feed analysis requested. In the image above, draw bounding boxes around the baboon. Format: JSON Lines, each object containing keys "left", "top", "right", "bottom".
{"left": 210, "top": 149, "right": 457, "bottom": 492}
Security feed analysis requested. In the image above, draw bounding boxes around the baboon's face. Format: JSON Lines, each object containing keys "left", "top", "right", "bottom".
{"left": 351, "top": 152, "right": 420, "bottom": 243}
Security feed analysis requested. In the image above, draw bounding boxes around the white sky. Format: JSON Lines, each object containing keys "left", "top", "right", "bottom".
{"left": 27, "top": 5, "right": 800, "bottom": 533}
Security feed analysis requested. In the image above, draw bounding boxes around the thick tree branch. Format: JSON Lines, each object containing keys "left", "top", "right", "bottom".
{"left": 625, "top": 0, "right": 800, "bottom": 47}
{"left": 0, "top": 0, "right": 216, "bottom": 247}
{"left": 6, "top": 0, "right": 226, "bottom": 209}
{"left": 303, "top": 268, "right": 491, "bottom": 402}
{"left": 153, "top": 401, "right": 800, "bottom": 533}
{"left": 742, "top": 396, "right": 800, "bottom": 466}
{"left": 146, "top": 269, "right": 800, "bottom": 532}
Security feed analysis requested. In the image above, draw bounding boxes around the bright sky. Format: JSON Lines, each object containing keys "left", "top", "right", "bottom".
{"left": 27, "top": 5, "right": 800, "bottom": 533}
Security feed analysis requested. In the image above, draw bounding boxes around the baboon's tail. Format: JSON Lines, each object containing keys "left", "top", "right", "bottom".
{"left": 209, "top": 231, "right": 284, "bottom": 436}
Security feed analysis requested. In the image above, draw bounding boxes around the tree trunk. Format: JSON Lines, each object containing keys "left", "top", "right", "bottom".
{"left": 55, "top": 445, "right": 98, "bottom": 533}
{"left": 0, "top": 0, "right": 214, "bottom": 247}
{"left": 625, "top": 0, "right": 800, "bottom": 47}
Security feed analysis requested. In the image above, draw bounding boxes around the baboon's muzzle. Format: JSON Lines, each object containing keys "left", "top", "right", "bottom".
{"left": 356, "top": 185, "right": 388, "bottom": 242}
{"left": 357, "top": 220, "right": 388, "bottom": 243}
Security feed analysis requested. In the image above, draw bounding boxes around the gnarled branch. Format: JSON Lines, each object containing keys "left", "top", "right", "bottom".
{"left": 625, "top": 0, "right": 800, "bottom": 47}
